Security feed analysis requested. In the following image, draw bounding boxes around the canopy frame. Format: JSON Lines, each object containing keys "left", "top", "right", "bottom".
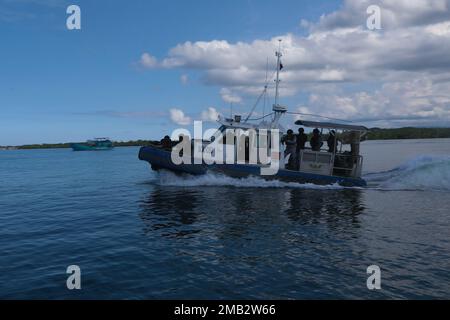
{"left": 294, "top": 120, "right": 369, "bottom": 133}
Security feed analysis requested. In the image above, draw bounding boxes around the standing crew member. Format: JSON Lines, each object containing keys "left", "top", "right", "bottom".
{"left": 296, "top": 128, "right": 308, "bottom": 152}
{"left": 310, "top": 128, "right": 323, "bottom": 151}
{"left": 327, "top": 130, "right": 338, "bottom": 153}
{"left": 283, "top": 129, "right": 297, "bottom": 168}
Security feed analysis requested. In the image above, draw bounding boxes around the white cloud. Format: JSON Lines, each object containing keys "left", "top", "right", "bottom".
{"left": 180, "top": 74, "right": 189, "bottom": 85}
{"left": 139, "top": 52, "right": 158, "bottom": 68}
{"left": 169, "top": 108, "right": 191, "bottom": 125}
{"left": 140, "top": 0, "right": 450, "bottom": 126}
{"left": 148, "top": 25, "right": 450, "bottom": 87}
{"left": 425, "top": 20, "right": 450, "bottom": 35}
{"left": 313, "top": 0, "right": 450, "bottom": 31}
{"left": 296, "top": 77, "right": 450, "bottom": 126}
{"left": 201, "top": 107, "right": 220, "bottom": 122}
{"left": 220, "top": 88, "right": 242, "bottom": 104}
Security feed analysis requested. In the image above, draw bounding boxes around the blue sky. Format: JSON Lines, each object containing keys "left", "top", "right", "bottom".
{"left": 0, "top": 0, "right": 340, "bottom": 145}
{"left": 1, "top": 0, "right": 450, "bottom": 145}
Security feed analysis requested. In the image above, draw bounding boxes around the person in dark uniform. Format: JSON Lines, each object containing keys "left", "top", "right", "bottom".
{"left": 327, "top": 130, "right": 338, "bottom": 153}
{"left": 295, "top": 128, "right": 308, "bottom": 170}
{"left": 296, "top": 128, "right": 308, "bottom": 152}
{"left": 282, "top": 129, "right": 297, "bottom": 169}
{"left": 310, "top": 128, "right": 323, "bottom": 151}
{"left": 160, "top": 135, "right": 172, "bottom": 150}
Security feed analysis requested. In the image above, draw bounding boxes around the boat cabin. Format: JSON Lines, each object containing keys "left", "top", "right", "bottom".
{"left": 205, "top": 110, "right": 369, "bottom": 179}
{"left": 85, "top": 138, "right": 113, "bottom": 147}
{"left": 293, "top": 120, "right": 368, "bottom": 179}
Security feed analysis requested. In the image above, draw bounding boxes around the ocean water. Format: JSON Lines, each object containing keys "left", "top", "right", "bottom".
{"left": 0, "top": 139, "right": 449, "bottom": 299}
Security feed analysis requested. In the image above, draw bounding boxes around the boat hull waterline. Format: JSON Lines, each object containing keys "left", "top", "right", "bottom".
{"left": 138, "top": 146, "right": 367, "bottom": 187}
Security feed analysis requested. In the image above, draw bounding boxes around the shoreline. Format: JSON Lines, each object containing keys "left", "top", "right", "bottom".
{"left": 2, "top": 136, "right": 450, "bottom": 150}
{"left": 2, "top": 128, "right": 450, "bottom": 150}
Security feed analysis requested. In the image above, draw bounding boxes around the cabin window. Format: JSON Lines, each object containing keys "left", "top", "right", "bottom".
{"left": 317, "top": 153, "right": 332, "bottom": 164}
{"left": 303, "top": 152, "right": 316, "bottom": 162}
{"left": 253, "top": 131, "right": 272, "bottom": 158}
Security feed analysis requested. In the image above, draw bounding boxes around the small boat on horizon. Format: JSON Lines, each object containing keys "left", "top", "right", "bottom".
{"left": 71, "top": 138, "right": 114, "bottom": 151}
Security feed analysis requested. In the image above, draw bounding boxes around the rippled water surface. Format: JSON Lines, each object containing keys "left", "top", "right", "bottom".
{"left": 1, "top": 139, "right": 449, "bottom": 299}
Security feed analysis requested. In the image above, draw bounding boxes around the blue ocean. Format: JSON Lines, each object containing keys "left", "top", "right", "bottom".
{"left": 1, "top": 139, "right": 449, "bottom": 299}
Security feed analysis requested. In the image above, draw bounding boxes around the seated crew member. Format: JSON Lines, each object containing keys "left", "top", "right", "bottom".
{"left": 310, "top": 128, "right": 323, "bottom": 151}
{"left": 160, "top": 135, "right": 172, "bottom": 150}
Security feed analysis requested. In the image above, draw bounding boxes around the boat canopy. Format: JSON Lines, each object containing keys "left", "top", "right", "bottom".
{"left": 294, "top": 120, "right": 369, "bottom": 132}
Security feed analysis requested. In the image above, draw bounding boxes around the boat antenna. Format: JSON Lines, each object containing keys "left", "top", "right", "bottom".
{"left": 244, "top": 86, "right": 268, "bottom": 123}
{"left": 274, "top": 39, "right": 282, "bottom": 107}
{"left": 270, "top": 40, "right": 287, "bottom": 128}
{"left": 243, "top": 57, "right": 270, "bottom": 123}
{"left": 244, "top": 43, "right": 285, "bottom": 124}
{"left": 263, "top": 56, "right": 269, "bottom": 117}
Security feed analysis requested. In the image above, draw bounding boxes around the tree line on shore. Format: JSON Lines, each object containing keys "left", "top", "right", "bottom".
{"left": 366, "top": 127, "right": 450, "bottom": 140}
{"left": 8, "top": 140, "right": 153, "bottom": 150}
{"left": 2, "top": 127, "right": 450, "bottom": 150}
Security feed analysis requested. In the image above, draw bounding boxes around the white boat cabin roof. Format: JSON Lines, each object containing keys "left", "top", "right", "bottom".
{"left": 295, "top": 120, "right": 369, "bottom": 132}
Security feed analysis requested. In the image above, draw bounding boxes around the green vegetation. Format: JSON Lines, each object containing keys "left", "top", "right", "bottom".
{"left": 5, "top": 140, "right": 154, "bottom": 150}
{"left": 366, "top": 127, "right": 450, "bottom": 140}
{"left": 17, "top": 143, "right": 73, "bottom": 149}
{"left": 2, "top": 128, "right": 450, "bottom": 150}
{"left": 112, "top": 140, "right": 156, "bottom": 147}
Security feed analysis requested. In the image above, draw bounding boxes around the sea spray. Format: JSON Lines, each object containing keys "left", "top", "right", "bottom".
{"left": 156, "top": 155, "right": 450, "bottom": 192}
{"left": 364, "top": 155, "right": 450, "bottom": 191}
{"left": 157, "top": 170, "right": 345, "bottom": 190}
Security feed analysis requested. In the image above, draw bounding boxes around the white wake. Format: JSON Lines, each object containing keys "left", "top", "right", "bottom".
{"left": 157, "top": 170, "right": 345, "bottom": 190}
{"left": 154, "top": 155, "right": 450, "bottom": 192}
{"left": 364, "top": 155, "right": 450, "bottom": 191}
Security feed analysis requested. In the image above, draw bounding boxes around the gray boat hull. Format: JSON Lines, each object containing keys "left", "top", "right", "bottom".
{"left": 138, "top": 146, "right": 367, "bottom": 187}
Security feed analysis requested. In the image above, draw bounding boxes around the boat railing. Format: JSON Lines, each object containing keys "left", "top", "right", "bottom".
{"left": 298, "top": 150, "right": 334, "bottom": 176}
{"left": 297, "top": 149, "right": 363, "bottom": 178}
{"left": 332, "top": 153, "right": 364, "bottom": 178}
